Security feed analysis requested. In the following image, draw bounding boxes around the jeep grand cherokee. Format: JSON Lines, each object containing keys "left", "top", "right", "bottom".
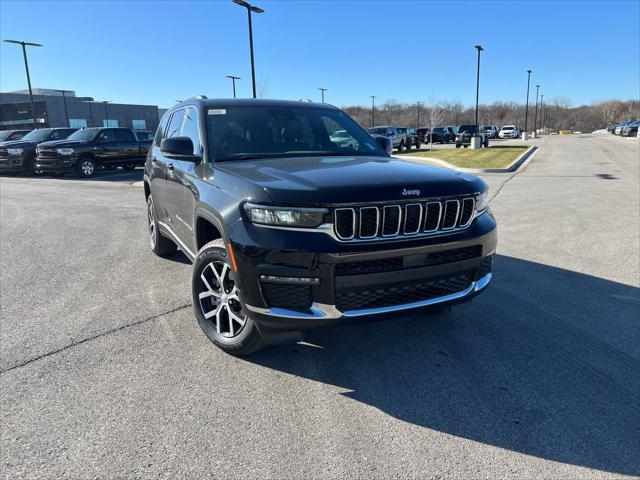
{"left": 144, "top": 97, "right": 497, "bottom": 355}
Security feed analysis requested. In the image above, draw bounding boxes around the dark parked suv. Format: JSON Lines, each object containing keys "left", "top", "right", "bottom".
{"left": 145, "top": 97, "right": 497, "bottom": 355}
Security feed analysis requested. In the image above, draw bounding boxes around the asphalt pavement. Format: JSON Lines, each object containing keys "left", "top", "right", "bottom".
{"left": 1, "top": 134, "right": 638, "bottom": 479}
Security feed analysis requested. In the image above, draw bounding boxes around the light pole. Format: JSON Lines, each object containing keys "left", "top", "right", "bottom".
{"left": 539, "top": 94, "right": 544, "bottom": 134}
{"left": 534, "top": 85, "right": 540, "bottom": 133}
{"left": 56, "top": 89, "right": 72, "bottom": 127}
{"left": 370, "top": 96, "right": 376, "bottom": 128}
{"left": 4, "top": 39, "right": 42, "bottom": 128}
{"left": 78, "top": 97, "right": 94, "bottom": 127}
{"left": 524, "top": 70, "right": 532, "bottom": 133}
{"left": 226, "top": 75, "right": 241, "bottom": 98}
{"left": 318, "top": 88, "right": 327, "bottom": 103}
{"left": 101, "top": 101, "right": 110, "bottom": 127}
{"left": 232, "top": 0, "right": 264, "bottom": 99}
{"left": 417, "top": 101, "right": 421, "bottom": 128}
{"left": 474, "top": 45, "right": 483, "bottom": 129}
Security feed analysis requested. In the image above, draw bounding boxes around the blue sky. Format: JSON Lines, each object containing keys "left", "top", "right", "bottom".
{"left": 1, "top": 0, "right": 638, "bottom": 109}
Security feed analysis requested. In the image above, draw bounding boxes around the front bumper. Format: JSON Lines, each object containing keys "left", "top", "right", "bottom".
{"left": 35, "top": 155, "right": 77, "bottom": 173}
{"left": 0, "top": 155, "right": 28, "bottom": 173}
{"left": 229, "top": 210, "right": 497, "bottom": 331}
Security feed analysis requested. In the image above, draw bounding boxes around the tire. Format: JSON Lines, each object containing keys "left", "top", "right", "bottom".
{"left": 76, "top": 157, "right": 96, "bottom": 178}
{"left": 483, "top": 137, "right": 489, "bottom": 148}
{"left": 416, "top": 142, "right": 421, "bottom": 150}
{"left": 192, "top": 239, "right": 268, "bottom": 356}
{"left": 398, "top": 141, "right": 405, "bottom": 152}
{"left": 440, "top": 137, "right": 444, "bottom": 144}
{"left": 147, "top": 195, "right": 177, "bottom": 257}
{"left": 456, "top": 143, "right": 461, "bottom": 149}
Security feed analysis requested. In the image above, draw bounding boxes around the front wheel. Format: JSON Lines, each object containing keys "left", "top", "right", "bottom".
{"left": 76, "top": 158, "right": 96, "bottom": 178}
{"left": 192, "top": 239, "right": 268, "bottom": 356}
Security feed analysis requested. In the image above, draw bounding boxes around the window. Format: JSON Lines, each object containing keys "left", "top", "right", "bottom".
{"left": 154, "top": 114, "right": 170, "bottom": 147}
{"left": 103, "top": 119, "right": 119, "bottom": 127}
{"left": 97, "top": 129, "right": 116, "bottom": 142}
{"left": 132, "top": 119, "right": 146, "bottom": 130}
{"left": 180, "top": 107, "right": 202, "bottom": 155}
{"left": 324, "top": 117, "right": 359, "bottom": 150}
{"left": 166, "top": 110, "right": 184, "bottom": 139}
{"left": 69, "top": 119, "right": 87, "bottom": 129}
{"left": 135, "top": 131, "right": 155, "bottom": 142}
{"left": 115, "top": 129, "right": 136, "bottom": 142}
{"left": 48, "top": 129, "right": 74, "bottom": 141}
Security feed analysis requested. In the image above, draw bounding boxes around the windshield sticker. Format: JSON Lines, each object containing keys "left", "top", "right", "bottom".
{"left": 208, "top": 109, "right": 227, "bottom": 115}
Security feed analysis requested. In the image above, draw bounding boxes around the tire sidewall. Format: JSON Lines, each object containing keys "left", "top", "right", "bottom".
{"left": 77, "top": 158, "right": 95, "bottom": 177}
{"left": 191, "top": 241, "right": 257, "bottom": 352}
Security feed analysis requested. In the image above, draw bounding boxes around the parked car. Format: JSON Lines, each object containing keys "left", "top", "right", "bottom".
{"left": 35, "top": 127, "right": 153, "bottom": 177}
{"left": 428, "top": 127, "right": 452, "bottom": 144}
{"left": 0, "top": 129, "right": 31, "bottom": 143}
{"left": 0, "top": 128, "right": 77, "bottom": 175}
{"left": 606, "top": 124, "right": 617, "bottom": 134}
{"left": 445, "top": 126, "right": 457, "bottom": 140}
{"left": 456, "top": 124, "right": 489, "bottom": 148}
{"left": 483, "top": 125, "right": 499, "bottom": 139}
{"left": 368, "top": 125, "right": 409, "bottom": 151}
{"left": 621, "top": 120, "right": 640, "bottom": 137}
{"left": 145, "top": 97, "right": 496, "bottom": 355}
{"left": 416, "top": 127, "right": 430, "bottom": 144}
{"left": 397, "top": 127, "right": 420, "bottom": 150}
{"left": 498, "top": 125, "right": 521, "bottom": 139}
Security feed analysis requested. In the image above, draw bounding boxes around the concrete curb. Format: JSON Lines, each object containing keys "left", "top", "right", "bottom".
{"left": 398, "top": 144, "right": 538, "bottom": 174}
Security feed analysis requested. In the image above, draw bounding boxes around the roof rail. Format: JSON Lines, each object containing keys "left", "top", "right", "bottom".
{"left": 181, "top": 95, "right": 208, "bottom": 102}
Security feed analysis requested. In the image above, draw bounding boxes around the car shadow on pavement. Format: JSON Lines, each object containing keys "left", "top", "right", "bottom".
{"left": 3, "top": 169, "right": 143, "bottom": 183}
{"left": 249, "top": 254, "right": 640, "bottom": 476}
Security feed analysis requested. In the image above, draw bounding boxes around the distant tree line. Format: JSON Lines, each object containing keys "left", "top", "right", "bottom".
{"left": 341, "top": 99, "right": 639, "bottom": 133}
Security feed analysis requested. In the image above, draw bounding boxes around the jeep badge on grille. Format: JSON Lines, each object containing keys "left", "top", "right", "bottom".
{"left": 402, "top": 188, "right": 421, "bottom": 196}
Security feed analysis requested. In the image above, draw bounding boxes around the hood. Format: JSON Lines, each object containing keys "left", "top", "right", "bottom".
{"left": 215, "top": 155, "right": 486, "bottom": 205}
{"left": 0, "top": 139, "right": 40, "bottom": 150}
{"left": 37, "top": 139, "right": 89, "bottom": 149}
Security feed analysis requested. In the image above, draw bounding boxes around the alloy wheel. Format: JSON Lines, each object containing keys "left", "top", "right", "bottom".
{"left": 198, "top": 261, "right": 247, "bottom": 338}
{"left": 147, "top": 199, "right": 157, "bottom": 248}
{"left": 81, "top": 161, "right": 94, "bottom": 176}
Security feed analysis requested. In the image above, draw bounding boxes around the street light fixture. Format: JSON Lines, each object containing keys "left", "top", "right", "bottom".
{"left": 4, "top": 39, "right": 42, "bottom": 128}
{"left": 56, "top": 89, "right": 73, "bottom": 127}
{"left": 232, "top": 0, "right": 264, "bottom": 99}
{"left": 226, "top": 75, "right": 241, "bottom": 98}
{"left": 474, "top": 45, "right": 483, "bottom": 129}
{"left": 318, "top": 88, "right": 327, "bottom": 103}
{"left": 534, "top": 85, "right": 540, "bottom": 134}
{"left": 524, "top": 70, "right": 532, "bottom": 134}
{"left": 370, "top": 96, "right": 376, "bottom": 128}
{"left": 539, "top": 94, "right": 544, "bottom": 134}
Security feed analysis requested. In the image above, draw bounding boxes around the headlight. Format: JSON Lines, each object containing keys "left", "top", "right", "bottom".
{"left": 475, "top": 191, "right": 489, "bottom": 214}
{"left": 56, "top": 148, "right": 75, "bottom": 155}
{"left": 244, "top": 202, "right": 328, "bottom": 228}
{"left": 7, "top": 148, "right": 23, "bottom": 155}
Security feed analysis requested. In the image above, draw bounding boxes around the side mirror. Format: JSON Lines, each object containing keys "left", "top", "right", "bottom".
{"left": 161, "top": 137, "right": 201, "bottom": 161}
{"left": 374, "top": 135, "right": 393, "bottom": 154}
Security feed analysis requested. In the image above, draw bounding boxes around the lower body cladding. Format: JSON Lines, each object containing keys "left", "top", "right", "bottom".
{"left": 229, "top": 212, "right": 497, "bottom": 333}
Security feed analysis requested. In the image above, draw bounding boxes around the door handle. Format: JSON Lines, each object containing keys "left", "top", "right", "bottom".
{"left": 168, "top": 163, "right": 174, "bottom": 172}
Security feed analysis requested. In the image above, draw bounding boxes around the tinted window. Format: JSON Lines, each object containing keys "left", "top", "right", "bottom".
{"left": 48, "top": 129, "right": 76, "bottom": 141}
{"left": 166, "top": 110, "right": 184, "bottom": 139}
{"left": 115, "top": 129, "right": 136, "bottom": 142}
{"left": 67, "top": 129, "right": 100, "bottom": 141}
{"left": 180, "top": 107, "right": 201, "bottom": 155}
{"left": 154, "top": 115, "right": 170, "bottom": 147}
{"left": 97, "top": 129, "right": 116, "bottom": 142}
{"left": 135, "top": 131, "right": 155, "bottom": 141}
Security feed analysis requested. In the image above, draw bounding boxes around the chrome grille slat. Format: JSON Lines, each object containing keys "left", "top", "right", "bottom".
{"left": 333, "top": 196, "right": 475, "bottom": 242}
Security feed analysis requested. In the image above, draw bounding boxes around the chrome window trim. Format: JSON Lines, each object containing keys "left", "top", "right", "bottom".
{"left": 424, "top": 201, "right": 442, "bottom": 232}
{"left": 246, "top": 272, "right": 492, "bottom": 320}
{"left": 359, "top": 206, "right": 380, "bottom": 239}
{"left": 403, "top": 203, "right": 423, "bottom": 235}
{"left": 382, "top": 205, "right": 402, "bottom": 237}
{"left": 441, "top": 200, "right": 460, "bottom": 231}
{"left": 334, "top": 207, "right": 356, "bottom": 240}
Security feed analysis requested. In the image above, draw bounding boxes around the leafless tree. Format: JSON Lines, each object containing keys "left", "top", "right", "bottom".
{"left": 257, "top": 75, "right": 270, "bottom": 98}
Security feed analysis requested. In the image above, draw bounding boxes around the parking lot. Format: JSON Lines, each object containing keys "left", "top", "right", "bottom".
{"left": 1, "top": 134, "right": 638, "bottom": 478}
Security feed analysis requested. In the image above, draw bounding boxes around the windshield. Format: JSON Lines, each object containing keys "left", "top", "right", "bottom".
{"left": 432, "top": 128, "right": 444, "bottom": 133}
{"left": 207, "top": 106, "right": 384, "bottom": 161}
{"left": 458, "top": 125, "right": 478, "bottom": 133}
{"left": 67, "top": 129, "right": 99, "bottom": 141}
{"left": 368, "top": 127, "right": 388, "bottom": 135}
{"left": 0, "top": 131, "right": 12, "bottom": 141}
{"left": 21, "top": 129, "right": 53, "bottom": 141}
{"left": 502, "top": 126, "right": 514, "bottom": 131}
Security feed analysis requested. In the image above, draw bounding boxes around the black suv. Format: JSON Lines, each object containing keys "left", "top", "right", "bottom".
{"left": 145, "top": 98, "right": 497, "bottom": 355}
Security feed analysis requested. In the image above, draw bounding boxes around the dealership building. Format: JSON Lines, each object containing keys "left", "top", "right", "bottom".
{"left": 0, "top": 89, "right": 161, "bottom": 132}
